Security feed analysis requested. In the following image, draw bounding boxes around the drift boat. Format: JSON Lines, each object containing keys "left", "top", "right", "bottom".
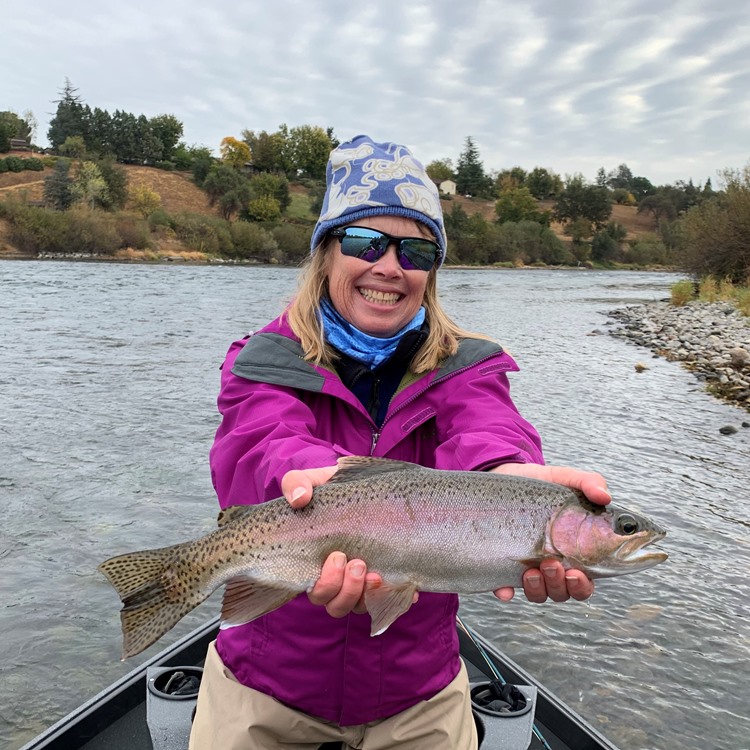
{"left": 19, "top": 615, "right": 619, "bottom": 750}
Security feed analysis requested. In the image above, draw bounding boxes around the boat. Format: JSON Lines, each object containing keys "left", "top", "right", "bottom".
{"left": 19, "top": 615, "right": 620, "bottom": 750}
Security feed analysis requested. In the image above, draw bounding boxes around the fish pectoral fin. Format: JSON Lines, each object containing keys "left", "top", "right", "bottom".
{"left": 220, "top": 576, "right": 301, "bottom": 627}
{"left": 364, "top": 579, "right": 418, "bottom": 636}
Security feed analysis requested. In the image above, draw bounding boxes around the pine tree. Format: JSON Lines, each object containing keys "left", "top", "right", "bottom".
{"left": 48, "top": 79, "right": 88, "bottom": 149}
{"left": 455, "top": 137, "right": 490, "bottom": 197}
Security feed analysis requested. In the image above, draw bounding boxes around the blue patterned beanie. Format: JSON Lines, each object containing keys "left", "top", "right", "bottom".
{"left": 311, "top": 134, "right": 447, "bottom": 267}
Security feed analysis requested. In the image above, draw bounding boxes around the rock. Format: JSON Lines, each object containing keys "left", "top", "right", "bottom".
{"left": 719, "top": 425, "right": 738, "bottom": 435}
{"left": 729, "top": 347, "right": 750, "bottom": 369}
{"left": 634, "top": 362, "right": 649, "bottom": 372}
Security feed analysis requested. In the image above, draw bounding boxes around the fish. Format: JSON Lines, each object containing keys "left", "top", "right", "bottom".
{"left": 98, "top": 456, "right": 668, "bottom": 658}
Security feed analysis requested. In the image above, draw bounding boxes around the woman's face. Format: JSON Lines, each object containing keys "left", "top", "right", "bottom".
{"left": 325, "top": 215, "right": 433, "bottom": 338}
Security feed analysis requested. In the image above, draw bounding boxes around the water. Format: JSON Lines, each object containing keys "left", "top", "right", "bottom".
{"left": 1, "top": 262, "right": 748, "bottom": 750}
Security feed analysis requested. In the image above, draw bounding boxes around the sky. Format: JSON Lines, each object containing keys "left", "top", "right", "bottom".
{"left": 3, "top": 0, "right": 749, "bottom": 187}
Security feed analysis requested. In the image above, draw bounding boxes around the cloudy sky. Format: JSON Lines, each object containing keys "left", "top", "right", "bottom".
{"left": 4, "top": 0, "right": 749, "bottom": 186}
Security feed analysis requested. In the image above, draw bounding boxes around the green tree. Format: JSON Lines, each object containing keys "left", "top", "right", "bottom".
{"left": 95, "top": 160, "right": 129, "bottom": 210}
{"left": 494, "top": 167, "right": 527, "bottom": 193}
{"left": 526, "top": 167, "right": 563, "bottom": 200}
{"left": 455, "top": 137, "right": 491, "bottom": 197}
{"left": 59, "top": 135, "right": 87, "bottom": 159}
{"left": 43, "top": 159, "right": 75, "bottom": 210}
{"left": 676, "top": 164, "right": 750, "bottom": 283}
{"left": 72, "top": 161, "right": 109, "bottom": 209}
{"left": 245, "top": 195, "right": 282, "bottom": 222}
{"left": 286, "top": 125, "right": 333, "bottom": 179}
{"left": 242, "top": 129, "right": 286, "bottom": 172}
{"left": 425, "top": 158, "right": 454, "bottom": 183}
{"left": 554, "top": 176, "right": 612, "bottom": 230}
{"left": 249, "top": 172, "right": 290, "bottom": 212}
{"left": 0, "top": 111, "right": 33, "bottom": 151}
{"left": 110, "top": 110, "right": 138, "bottom": 162}
{"left": 203, "top": 164, "right": 251, "bottom": 219}
{"left": 495, "top": 186, "right": 549, "bottom": 225}
{"left": 48, "top": 79, "right": 88, "bottom": 149}
{"left": 149, "top": 114, "right": 183, "bottom": 161}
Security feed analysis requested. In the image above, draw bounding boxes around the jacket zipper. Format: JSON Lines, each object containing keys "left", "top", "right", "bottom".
{"left": 369, "top": 351, "right": 503, "bottom": 455}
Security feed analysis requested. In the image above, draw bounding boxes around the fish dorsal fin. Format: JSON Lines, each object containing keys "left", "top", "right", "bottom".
{"left": 329, "top": 456, "right": 420, "bottom": 485}
{"left": 216, "top": 505, "right": 256, "bottom": 528}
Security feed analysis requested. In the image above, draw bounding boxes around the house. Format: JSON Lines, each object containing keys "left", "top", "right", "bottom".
{"left": 437, "top": 179, "right": 456, "bottom": 195}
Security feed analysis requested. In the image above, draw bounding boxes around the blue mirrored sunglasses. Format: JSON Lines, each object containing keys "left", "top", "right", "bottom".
{"left": 329, "top": 226, "right": 439, "bottom": 271}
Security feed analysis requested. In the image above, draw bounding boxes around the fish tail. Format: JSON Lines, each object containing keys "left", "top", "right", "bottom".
{"left": 98, "top": 542, "right": 210, "bottom": 659}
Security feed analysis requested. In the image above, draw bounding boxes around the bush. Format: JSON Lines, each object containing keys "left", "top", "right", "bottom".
{"left": 627, "top": 237, "right": 669, "bottom": 265}
{"left": 0, "top": 159, "right": 7, "bottom": 173}
{"left": 4, "top": 156, "right": 25, "bottom": 172}
{"left": 155, "top": 160, "right": 175, "bottom": 171}
{"left": 229, "top": 220, "right": 278, "bottom": 261}
{"left": 170, "top": 212, "right": 233, "bottom": 255}
{"left": 23, "top": 157, "right": 44, "bottom": 172}
{"left": 670, "top": 279, "right": 695, "bottom": 306}
{"left": 271, "top": 223, "right": 311, "bottom": 263}
{"left": 115, "top": 215, "right": 151, "bottom": 249}
{"left": 245, "top": 195, "right": 281, "bottom": 222}
{"left": 147, "top": 208, "right": 174, "bottom": 231}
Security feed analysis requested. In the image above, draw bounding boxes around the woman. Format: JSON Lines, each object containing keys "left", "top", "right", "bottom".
{"left": 190, "top": 135, "right": 611, "bottom": 749}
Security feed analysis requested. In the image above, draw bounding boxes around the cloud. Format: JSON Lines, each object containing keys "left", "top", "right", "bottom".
{"left": 2, "top": 0, "right": 749, "bottom": 186}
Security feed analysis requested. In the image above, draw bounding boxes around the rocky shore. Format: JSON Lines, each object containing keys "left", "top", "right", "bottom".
{"left": 607, "top": 300, "right": 750, "bottom": 418}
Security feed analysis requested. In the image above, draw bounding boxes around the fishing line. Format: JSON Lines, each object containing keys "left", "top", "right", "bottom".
{"left": 456, "top": 614, "right": 553, "bottom": 750}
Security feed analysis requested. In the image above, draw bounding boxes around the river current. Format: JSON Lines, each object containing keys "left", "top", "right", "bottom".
{"left": 0, "top": 262, "right": 748, "bottom": 750}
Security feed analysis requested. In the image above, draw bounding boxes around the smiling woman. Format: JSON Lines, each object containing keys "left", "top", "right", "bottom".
{"left": 189, "top": 134, "right": 613, "bottom": 750}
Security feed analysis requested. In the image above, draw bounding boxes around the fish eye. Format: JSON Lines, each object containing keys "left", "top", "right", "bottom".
{"left": 616, "top": 514, "right": 640, "bottom": 536}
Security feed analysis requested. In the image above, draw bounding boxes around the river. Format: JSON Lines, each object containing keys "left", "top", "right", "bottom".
{"left": 0, "top": 262, "right": 748, "bottom": 750}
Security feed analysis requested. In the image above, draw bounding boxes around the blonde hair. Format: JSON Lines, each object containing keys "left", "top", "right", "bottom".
{"left": 285, "top": 242, "right": 490, "bottom": 374}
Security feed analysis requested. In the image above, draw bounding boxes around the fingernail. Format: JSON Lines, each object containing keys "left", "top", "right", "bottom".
{"left": 332, "top": 552, "right": 346, "bottom": 569}
{"left": 543, "top": 567, "right": 556, "bottom": 579}
{"left": 291, "top": 487, "right": 305, "bottom": 502}
{"left": 351, "top": 563, "right": 365, "bottom": 578}
{"left": 597, "top": 486, "right": 612, "bottom": 500}
{"left": 565, "top": 575, "right": 579, "bottom": 589}
{"left": 526, "top": 575, "right": 542, "bottom": 586}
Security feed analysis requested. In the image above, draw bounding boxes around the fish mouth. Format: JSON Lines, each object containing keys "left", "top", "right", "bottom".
{"left": 615, "top": 531, "right": 668, "bottom": 567}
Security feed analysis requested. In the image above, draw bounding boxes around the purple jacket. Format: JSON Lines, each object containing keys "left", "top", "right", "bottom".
{"left": 209, "top": 314, "right": 544, "bottom": 725}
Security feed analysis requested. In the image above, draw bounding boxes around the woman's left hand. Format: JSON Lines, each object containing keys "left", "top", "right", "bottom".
{"left": 489, "top": 463, "right": 612, "bottom": 604}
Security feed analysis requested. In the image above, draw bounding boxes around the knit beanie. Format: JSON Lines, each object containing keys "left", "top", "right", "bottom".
{"left": 310, "top": 135, "right": 447, "bottom": 266}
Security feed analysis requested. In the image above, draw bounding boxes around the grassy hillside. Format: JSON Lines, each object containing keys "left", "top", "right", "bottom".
{"left": 0, "top": 153, "right": 658, "bottom": 261}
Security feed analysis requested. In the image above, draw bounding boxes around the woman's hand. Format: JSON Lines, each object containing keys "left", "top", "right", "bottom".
{"left": 489, "top": 463, "right": 612, "bottom": 604}
{"left": 281, "top": 465, "right": 385, "bottom": 617}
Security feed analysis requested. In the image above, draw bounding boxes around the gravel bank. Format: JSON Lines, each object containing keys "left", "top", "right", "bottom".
{"left": 608, "top": 300, "right": 750, "bottom": 415}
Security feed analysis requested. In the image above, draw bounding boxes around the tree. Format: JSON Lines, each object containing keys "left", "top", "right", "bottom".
{"left": 554, "top": 176, "right": 612, "bottom": 230}
{"left": 220, "top": 137, "right": 251, "bottom": 169}
{"left": 526, "top": 167, "right": 563, "bottom": 200}
{"left": 203, "top": 164, "right": 251, "bottom": 219}
{"left": 43, "top": 159, "right": 75, "bottom": 210}
{"left": 59, "top": 135, "right": 87, "bottom": 159}
{"left": 245, "top": 195, "right": 282, "bottom": 222}
{"left": 48, "top": 79, "right": 87, "bottom": 149}
{"left": 495, "top": 186, "right": 549, "bottom": 225}
{"left": 0, "top": 111, "right": 35, "bottom": 151}
{"left": 494, "top": 167, "right": 527, "bottom": 193}
{"left": 95, "top": 160, "right": 129, "bottom": 210}
{"left": 149, "top": 115, "right": 183, "bottom": 161}
{"left": 129, "top": 183, "right": 162, "bottom": 218}
{"left": 676, "top": 164, "right": 750, "bottom": 283}
{"left": 286, "top": 125, "right": 333, "bottom": 179}
{"left": 249, "top": 172, "right": 290, "bottom": 212}
{"left": 72, "top": 161, "right": 109, "bottom": 210}
{"left": 425, "top": 158, "right": 454, "bottom": 183}
{"left": 242, "top": 129, "right": 286, "bottom": 172}
{"left": 455, "top": 137, "right": 491, "bottom": 197}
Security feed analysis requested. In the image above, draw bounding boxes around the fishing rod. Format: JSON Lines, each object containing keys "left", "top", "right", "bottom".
{"left": 456, "top": 614, "right": 553, "bottom": 750}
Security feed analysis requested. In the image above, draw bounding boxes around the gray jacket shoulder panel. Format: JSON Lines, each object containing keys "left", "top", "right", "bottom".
{"left": 435, "top": 338, "right": 504, "bottom": 380}
{"left": 231, "top": 333, "right": 326, "bottom": 391}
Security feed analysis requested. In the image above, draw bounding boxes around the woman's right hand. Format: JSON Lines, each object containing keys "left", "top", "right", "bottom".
{"left": 281, "top": 465, "right": 382, "bottom": 617}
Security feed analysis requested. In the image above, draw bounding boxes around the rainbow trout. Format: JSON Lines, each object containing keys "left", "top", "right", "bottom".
{"left": 99, "top": 457, "right": 667, "bottom": 658}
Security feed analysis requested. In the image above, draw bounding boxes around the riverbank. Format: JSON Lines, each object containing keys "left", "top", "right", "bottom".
{"left": 608, "top": 300, "right": 750, "bottom": 415}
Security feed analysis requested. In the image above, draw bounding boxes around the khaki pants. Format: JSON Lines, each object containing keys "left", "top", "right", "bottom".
{"left": 189, "top": 641, "right": 478, "bottom": 750}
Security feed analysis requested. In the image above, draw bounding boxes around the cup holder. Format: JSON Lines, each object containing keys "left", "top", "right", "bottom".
{"left": 147, "top": 666, "right": 203, "bottom": 701}
{"left": 470, "top": 680, "right": 532, "bottom": 718}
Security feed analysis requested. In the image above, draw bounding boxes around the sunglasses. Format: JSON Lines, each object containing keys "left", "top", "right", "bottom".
{"left": 329, "top": 226, "right": 439, "bottom": 271}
